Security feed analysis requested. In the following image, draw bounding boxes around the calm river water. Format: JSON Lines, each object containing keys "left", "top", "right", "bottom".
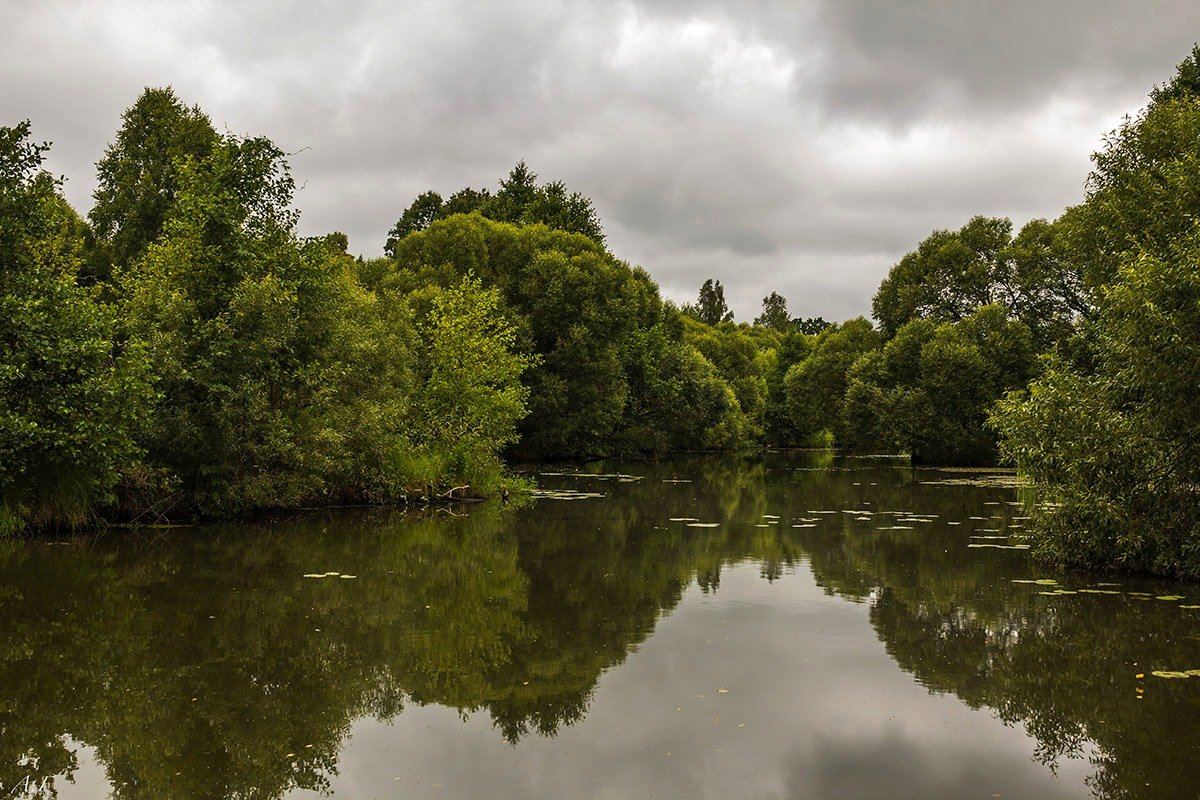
{"left": 2, "top": 453, "right": 1198, "bottom": 799}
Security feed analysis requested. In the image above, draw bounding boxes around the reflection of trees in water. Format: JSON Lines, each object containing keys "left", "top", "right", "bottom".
{"left": 792, "top": 489, "right": 1200, "bottom": 800}
{"left": 2, "top": 453, "right": 1195, "bottom": 799}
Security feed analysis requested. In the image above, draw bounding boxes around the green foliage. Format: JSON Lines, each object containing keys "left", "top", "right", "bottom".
{"left": 118, "top": 134, "right": 418, "bottom": 513}
{"left": 1062, "top": 84, "right": 1200, "bottom": 296}
{"left": 681, "top": 317, "right": 780, "bottom": 445}
{"left": 754, "top": 291, "right": 789, "bottom": 330}
{"left": 792, "top": 316, "right": 830, "bottom": 335}
{"left": 873, "top": 215, "right": 1082, "bottom": 346}
{"left": 612, "top": 322, "right": 749, "bottom": 452}
{"left": 380, "top": 213, "right": 741, "bottom": 458}
{"left": 993, "top": 231, "right": 1200, "bottom": 576}
{"left": 682, "top": 277, "right": 734, "bottom": 325}
{"left": 846, "top": 307, "right": 1035, "bottom": 464}
{"left": 0, "top": 122, "right": 154, "bottom": 534}
{"left": 89, "top": 87, "right": 219, "bottom": 275}
{"left": 384, "top": 161, "right": 604, "bottom": 256}
{"left": 783, "top": 318, "right": 880, "bottom": 444}
{"left": 384, "top": 189, "right": 443, "bottom": 254}
{"left": 408, "top": 273, "right": 535, "bottom": 487}
{"left": 991, "top": 46, "right": 1200, "bottom": 576}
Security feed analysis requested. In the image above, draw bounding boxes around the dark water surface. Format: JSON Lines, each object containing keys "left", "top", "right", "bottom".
{"left": 3, "top": 453, "right": 1198, "bottom": 799}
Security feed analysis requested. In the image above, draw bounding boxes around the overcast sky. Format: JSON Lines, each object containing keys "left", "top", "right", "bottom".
{"left": 3, "top": 1, "right": 1198, "bottom": 321}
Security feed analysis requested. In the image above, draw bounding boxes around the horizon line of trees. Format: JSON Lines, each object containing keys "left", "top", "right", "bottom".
{"left": 5, "top": 41, "right": 1200, "bottom": 575}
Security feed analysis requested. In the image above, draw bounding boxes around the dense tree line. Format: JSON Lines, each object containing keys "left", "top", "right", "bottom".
{"left": 1, "top": 90, "right": 533, "bottom": 533}
{"left": 6, "top": 42, "right": 1200, "bottom": 573}
{"left": 992, "top": 45, "right": 1200, "bottom": 576}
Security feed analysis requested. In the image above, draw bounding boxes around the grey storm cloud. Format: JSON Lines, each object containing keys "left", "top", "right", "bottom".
{"left": 2, "top": 0, "right": 1198, "bottom": 321}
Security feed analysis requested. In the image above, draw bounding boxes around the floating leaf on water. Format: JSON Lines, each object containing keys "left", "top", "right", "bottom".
{"left": 947, "top": 522, "right": 962, "bottom": 525}
{"left": 754, "top": 524, "right": 771, "bottom": 528}
{"left": 339, "top": 575, "right": 357, "bottom": 579}
{"left": 1180, "top": 605, "right": 1200, "bottom": 609}
{"left": 662, "top": 479, "right": 692, "bottom": 483}
{"left": 806, "top": 510, "right": 837, "bottom": 514}
{"left": 967, "top": 543, "right": 1030, "bottom": 549}
{"left": 687, "top": 523, "right": 721, "bottom": 528}
{"left": 855, "top": 516, "right": 872, "bottom": 521}
{"left": 669, "top": 518, "right": 699, "bottom": 522}
{"left": 1150, "top": 670, "right": 1192, "bottom": 679}
{"left": 971, "top": 535, "right": 1009, "bottom": 540}
{"left": 762, "top": 514, "right": 780, "bottom": 519}
{"left": 1012, "top": 579, "right": 1057, "bottom": 585}
{"left": 302, "top": 573, "right": 325, "bottom": 578}
{"left": 1097, "top": 582, "right": 1122, "bottom": 587}
{"left": 1188, "top": 669, "right": 1200, "bottom": 677}
{"left": 1156, "top": 595, "right": 1186, "bottom": 601}
{"left": 793, "top": 523, "right": 817, "bottom": 528}
{"left": 1079, "top": 589, "right": 1121, "bottom": 595}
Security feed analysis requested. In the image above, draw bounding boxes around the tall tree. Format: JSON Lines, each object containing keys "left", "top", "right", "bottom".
{"left": 118, "top": 133, "right": 414, "bottom": 513}
{"left": 686, "top": 278, "right": 733, "bottom": 325}
{"left": 754, "top": 291, "right": 789, "bottom": 330}
{"left": 993, "top": 43, "right": 1200, "bottom": 576}
{"left": 89, "top": 87, "right": 218, "bottom": 272}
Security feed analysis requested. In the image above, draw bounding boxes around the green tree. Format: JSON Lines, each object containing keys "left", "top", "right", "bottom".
{"left": 873, "top": 215, "right": 1081, "bottom": 345}
{"left": 793, "top": 316, "right": 830, "bottom": 335}
{"left": 1059, "top": 46, "right": 1200, "bottom": 296}
{"left": 992, "top": 43, "right": 1200, "bottom": 576}
{"left": 783, "top": 318, "right": 879, "bottom": 444}
{"left": 89, "top": 87, "right": 218, "bottom": 274}
{"left": 844, "top": 307, "right": 1035, "bottom": 464}
{"left": 381, "top": 214, "right": 657, "bottom": 458}
{"left": 684, "top": 278, "right": 734, "bottom": 325}
{"left": 384, "top": 163, "right": 605, "bottom": 255}
{"left": 409, "top": 273, "right": 535, "bottom": 490}
{"left": 119, "top": 133, "right": 414, "bottom": 513}
{"left": 993, "top": 231, "right": 1200, "bottom": 576}
{"left": 754, "top": 291, "right": 789, "bottom": 330}
{"left": 384, "top": 190, "right": 443, "bottom": 256}
{"left": 0, "top": 122, "right": 154, "bottom": 533}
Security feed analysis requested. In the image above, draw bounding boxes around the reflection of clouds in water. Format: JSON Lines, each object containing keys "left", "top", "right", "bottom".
{"left": 783, "top": 729, "right": 1085, "bottom": 800}
{"left": 310, "top": 564, "right": 1091, "bottom": 800}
